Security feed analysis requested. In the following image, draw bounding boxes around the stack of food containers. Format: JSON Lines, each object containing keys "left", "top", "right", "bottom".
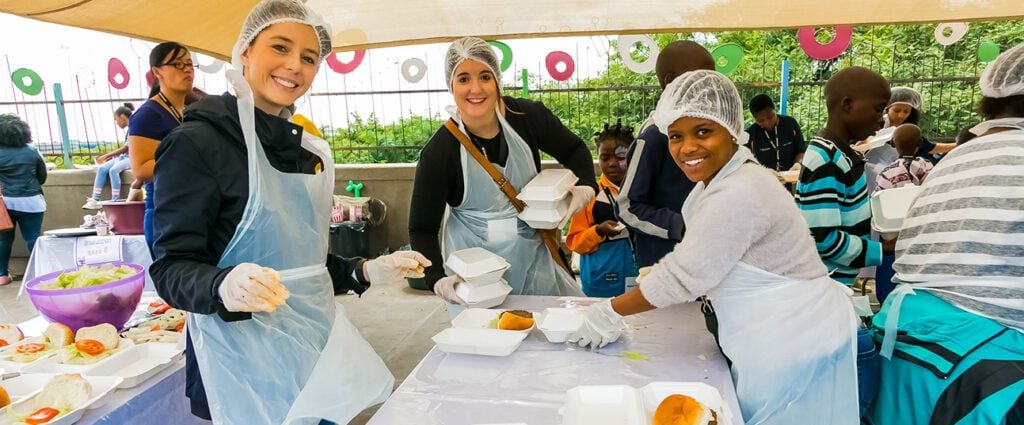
{"left": 870, "top": 185, "right": 922, "bottom": 239}
{"left": 517, "top": 169, "right": 578, "bottom": 229}
{"left": 446, "top": 247, "right": 513, "bottom": 308}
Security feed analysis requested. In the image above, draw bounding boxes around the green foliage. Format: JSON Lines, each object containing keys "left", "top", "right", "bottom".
{"left": 324, "top": 113, "right": 444, "bottom": 164}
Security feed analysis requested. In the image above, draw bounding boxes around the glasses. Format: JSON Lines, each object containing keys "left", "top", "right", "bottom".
{"left": 162, "top": 62, "right": 198, "bottom": 71}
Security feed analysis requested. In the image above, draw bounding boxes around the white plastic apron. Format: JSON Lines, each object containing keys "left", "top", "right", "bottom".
{"left": 685, "top": 146, "right": 860, "bottom": 425}
{"left": 442, "top": 106, "right": 581, "bottom": 296}
{"left": 189, "top": 73, "right": 394, "bottom": 425}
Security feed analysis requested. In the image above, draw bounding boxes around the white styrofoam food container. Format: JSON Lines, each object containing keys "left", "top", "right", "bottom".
{"left": 455, "top": 280, "right": 513, "bottom": 309}
{"left": 853, "top": 126, "right": 896, "bottom": 153}
{"left": 537, "top": 308, "right": 584, "bottom": 343}
{"left": 446, "top": 247, "right": 511, "bottom": 285}
{"left": 518, "top": 190, "right": 572, "bottom": 210}
{"left": 451, "top": 308, "right": 534, "bottom": 334}
{"left": 518, "top": 169, "right": 578, "bottom": 201}
{"left": 85, "top": 342, "right": 184, "bottom": 388}
{"left": 2, "top": 374, "right": 124, "bottom": 424}
{"left": 0, "top": 337, "right": 60, "bottom": 378}
{"left": 431, "top": 328, "right": 528, "bottom": 356}
{"left": 518, "top": 202, "right": 570, "bottom": 230}
{"left": 21, "top": 339, "right": 135, "bottom": 376}
{"left": 778, "top": 170, "right": 800, "bottom": 183}
{"left": 870, "top": 185, "right": 922, "bottom": 237}
{"left": 560, "top": 382, "right": 735, "bottom": 425}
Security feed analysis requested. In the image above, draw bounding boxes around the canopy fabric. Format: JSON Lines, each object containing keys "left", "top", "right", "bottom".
{"left": 2, "top": 0, "right": 1024, "bottom": 59}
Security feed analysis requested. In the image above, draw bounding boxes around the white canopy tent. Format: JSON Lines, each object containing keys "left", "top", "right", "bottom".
{"left": 1, "top": 0, "right": 1023, "bottom": 59}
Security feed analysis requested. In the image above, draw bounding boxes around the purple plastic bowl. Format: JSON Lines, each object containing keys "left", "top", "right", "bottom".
{"left": 25, "top": 262, "right": 145, "bottom": 333}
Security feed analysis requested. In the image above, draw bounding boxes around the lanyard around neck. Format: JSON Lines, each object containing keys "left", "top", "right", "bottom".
{"left": 762, "top": 125, "right": 781, "bottom": 170}
{"left": 157, "top": 92, "right": 183, "bottom": 123}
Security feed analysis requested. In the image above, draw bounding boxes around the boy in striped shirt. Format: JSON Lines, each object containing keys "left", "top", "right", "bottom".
{"left": 796, "top": 67, "right": 897, "bottom": 285}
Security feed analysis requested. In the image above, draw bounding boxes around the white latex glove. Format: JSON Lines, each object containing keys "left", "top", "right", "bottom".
{"left": 433, "top": 275, "right": 465, "bottom": 305}
{"left": 218, "top": 263, "right": 289, "bottom": 313}
{"left": 636, "top": 267, "right": 653, "bottom": 284}
{"left": 126, "top": 188, "right": 144, "bottom": 202}
{"left": 364, "top": 251, "right": 432, "bottom": 283}
{"left": 788, "top": 162, "right": 802, "bottom": 172}
{"left": 570, "top": 299, "right": 627, "bottom": 349}
{"left": 566, "top": 185, "right": 597, "bottom": 218}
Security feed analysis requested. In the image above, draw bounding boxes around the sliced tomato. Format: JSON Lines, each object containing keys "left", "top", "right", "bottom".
{"left": 151, "top": 324, "right": 163, "bottom": 332}
{"left": 152, "top": 304, "right": 171, "bottom": 315}
{"left": 148, "top": 301, "right": 171, "bottom": 315}
{"left": 25, "top": 407, "right": 59, "bottom": 425}
{"left": 74, "top": 339, "right": 106, "bottom": 356}
{"left": 175, "top": 322, "right": 185, "bottom": 333}
{"left": 0, "top": 339, "right": 8, "bottom": 348}
{"left": 15, "top": 343, "right": 46, "bottom": 354}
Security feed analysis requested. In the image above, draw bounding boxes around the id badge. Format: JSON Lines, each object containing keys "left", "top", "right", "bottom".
{"left": 487, "top": 218, "right": 518, "bottom": 242}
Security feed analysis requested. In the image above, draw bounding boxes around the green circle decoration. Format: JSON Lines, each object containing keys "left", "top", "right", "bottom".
{"left": 11, "top": 68, "right": 43, "bottom": 96}
{"left": 489, "top": 41, "right": 513, "bottom": 72}
{"left": 978, "top": 41, "right": 1000, "bottom": 63}
{"left": 711, "top": 43, "right": 745, "bottom": 75}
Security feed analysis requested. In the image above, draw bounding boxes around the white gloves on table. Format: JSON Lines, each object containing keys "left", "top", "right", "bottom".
{"left": 218, "top": 263, "right": 289, "bottom": 313}
{"left": 364, "top": 251, "right": 431, "bottom": 283}
{"left": 565, "top": 186, "right": 597, "bottom": 219}
{"left": 570, "top": 299, "right": 627, "bottom": 349}
{"left": 434, "top": 275, "right": 465, "bottom": 305}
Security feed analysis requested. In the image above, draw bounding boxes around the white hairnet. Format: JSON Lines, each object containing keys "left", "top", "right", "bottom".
{"left": 980, "top": 42, "right": 1024, "bottom": 98}
{"left": 231, "top": 0, "right": 332, "bottom": 68}
{"left": 445, "top": 37, "right": 502, "bottom": 91}
{"left": 888, "top": 87, "right": 923, "bottom": 111}
{"left": 652, "top": 70, "right": 748, "bottom": 145}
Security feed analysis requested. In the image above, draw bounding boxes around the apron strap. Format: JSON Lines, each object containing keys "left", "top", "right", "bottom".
{"left": 443, "top": 119, "right": 572, "bottom": 275}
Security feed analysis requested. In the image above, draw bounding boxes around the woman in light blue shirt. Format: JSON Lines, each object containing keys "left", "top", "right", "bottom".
{"left": 0, "top": 114, "right": 47, "bottom": 286}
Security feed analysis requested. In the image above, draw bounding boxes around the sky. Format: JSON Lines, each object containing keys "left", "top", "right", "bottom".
{"left": 0, "top": 13, "right": 624, "bottom": 150}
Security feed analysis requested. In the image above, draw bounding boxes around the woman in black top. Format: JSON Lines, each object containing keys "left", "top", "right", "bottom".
{"left": 0, "top": 114, "right": 47, "bottom": 286}
{"left": 410, "top": 37, "right": 597, "bottom": 303}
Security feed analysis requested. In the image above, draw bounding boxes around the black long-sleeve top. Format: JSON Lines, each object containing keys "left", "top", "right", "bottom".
{"left": 408, "top": 96, "right": 597, "bottom": 290}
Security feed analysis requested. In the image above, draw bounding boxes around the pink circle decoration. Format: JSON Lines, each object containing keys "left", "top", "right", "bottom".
{"left": 326, "top": 50, "right": 366, "bottom": 74}
{"left": 107, "top": 58, "right": 130, "bottom": 90}
{"left": 545, "top": 51, "right": 575, "bottom": 81}
{"left": 797, "top": 26, "right": 853, "bottom": 61}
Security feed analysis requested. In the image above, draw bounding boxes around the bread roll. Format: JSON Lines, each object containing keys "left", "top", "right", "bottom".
{"left": 44, "top": 323, "right": 74, "bottom": 347}
{"left": 74, "top": 324, "right": 119, "bottom": 350}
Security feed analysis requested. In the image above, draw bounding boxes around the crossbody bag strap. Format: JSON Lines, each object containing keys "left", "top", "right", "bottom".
{"left": 444, "top": 119, "right": 571, "bottom": 274}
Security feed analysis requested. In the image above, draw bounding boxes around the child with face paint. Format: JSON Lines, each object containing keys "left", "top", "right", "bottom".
{"left": 565, "top": 120, "right": 639, "bottom": 297}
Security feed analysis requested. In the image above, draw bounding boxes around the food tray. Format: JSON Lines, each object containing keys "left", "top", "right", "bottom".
{"left": 431, "top": 328, "right": 528, "bottom": 357}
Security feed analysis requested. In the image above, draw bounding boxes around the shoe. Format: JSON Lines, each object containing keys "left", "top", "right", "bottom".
{"left": 0, "top": 275, "right": 12, "bottom": 286}
{"left": 82, "top": 197, "right": 102, "bottom": 210}
{"left": 81, "top": 215, "right": 96, "bottom": 229}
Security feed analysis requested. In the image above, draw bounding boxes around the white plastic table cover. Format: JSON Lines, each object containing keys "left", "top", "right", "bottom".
{"left": 367, "top": 295, "right": 741, "bottom": 425}
{"left": 10, "top": 316, "right": 206, "bottom": 425}
{"left": 21, "top": 235, "right": 155, "bottom": 292}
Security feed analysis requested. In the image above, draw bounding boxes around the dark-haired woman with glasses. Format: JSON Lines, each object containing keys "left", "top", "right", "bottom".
{"left": 128, "top": 41, "right": 195, "bottom": 250}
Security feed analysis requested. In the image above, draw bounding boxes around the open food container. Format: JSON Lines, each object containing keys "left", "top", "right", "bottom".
{"left": 431, "top": 327, "right": 528, "bottom": 357}
{"left": 560, "top": 382, "right": 735, "bottom": 425}
{"left": 518, "top": 202, "right": 570, "bottom": 230}
{"left": 870, "top": 185, "right": 922, "bottom": 238}
{"left": 452, "top": 308, "right": 534, "bottom": 334}
{"left": 455, "top": 280, "right": 513, "bottom": 309}
{"left": 518, "top": 190, "right": 572, "bottom": 210}
{"left": 446, "top": 247, "right": 511, "bottom": 286}
{"left": 853, "top": 126, "right": 896, "bottom": 153}
{"left": 1, "top": 374, "right": 124, "bottom": 424}
{"left": 518, "top": 169, "right": 578, "bottom": 203}
{"left": 25, "top": 262, "right": 146, "bottom": 332}
{"left": 536, "top": 308, "right": 584, "bottom": 343}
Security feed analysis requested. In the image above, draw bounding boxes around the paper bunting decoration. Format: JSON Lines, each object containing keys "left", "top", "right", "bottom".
{"left": 617, "top": 35, "right": 659, "bottom": 73}
{"left": 489, "top": 41, "right": 514, "bottom": 72}
{"left": 326, "top": 50, "right": 366, "bottom": 74}
{"left": 979, "top": 41, "right": 1000, "bottom": 62}
{"left": 797, "top": 26, "right": 853, "bottom": 61}
{"left": 107, "top": 58, "right": 130, "bottom": 90}
{"left": 934, "top": 23, "right": 969, "bottom": 46}
{"left": 545, "top": 51, "right": 575, "bottom": 81}
{"left": 400, "top": 58, "right": 426, "bottom": 83}
{"left": 11, "top": 68, "right": 43, "bottom": 96}
{"left": 711, "top": 43, "right": 745, "bottom": 75}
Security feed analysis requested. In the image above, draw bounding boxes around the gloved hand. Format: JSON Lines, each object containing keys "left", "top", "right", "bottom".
{"left": 126, "top": 188, "right": 144, "bottom": 202}
{"left": 433, "top": 275, "right": 465, "bottom": 305}
{"left": 570, "top": 299, "right": 627, "bottom": 349}
{"left": 364, "top": 251, "right": 432, "bottom": 283}
{"left": 788, "top": 162, "right": 802, "bottom": 172}
{"left": 218, "top": 263, "right": 289, "bottom": 313}
{"left": 636, "top": 266, "right": 653, "bottom": 284}
{"left": 565, "top": 186, "right": 597, "bottom": 219}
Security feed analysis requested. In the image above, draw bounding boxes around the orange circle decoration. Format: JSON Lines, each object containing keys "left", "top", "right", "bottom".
{"left": 107, "top": 58, "right": 130, "bottom": 90}
{"left": 797, "top": 26, "right": 853, "bottom": 61}
{"left": 326, "top": 50, "right": 366, "bottom": 74}
{"left": 545, "top": 51, "right": 575, "bottom": 81}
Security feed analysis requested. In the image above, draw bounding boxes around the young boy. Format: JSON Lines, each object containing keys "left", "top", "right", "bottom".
{"left": 566, "top": 121, "right": 639, "bottom": 297}
{"left": 796, "top": 66, "right": 896, "bottom": 286}
{"left": 874, "top": 124, "right": 934, "bottom": 192}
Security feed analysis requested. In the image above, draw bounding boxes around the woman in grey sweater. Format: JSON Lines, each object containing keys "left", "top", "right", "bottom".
{"left": 0, "top": 114, "right": 47, "bottom": 285}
